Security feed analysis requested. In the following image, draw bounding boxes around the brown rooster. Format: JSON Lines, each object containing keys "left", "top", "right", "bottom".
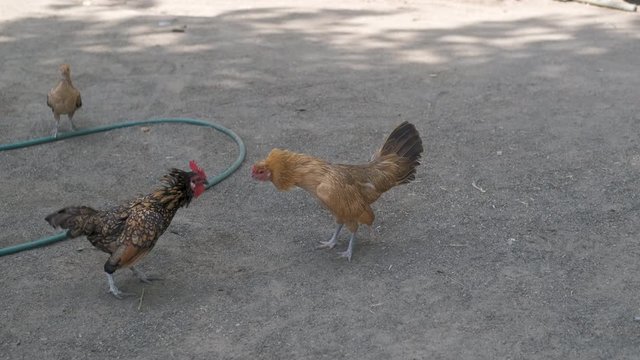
{"left": 251, "top": 121, "right": 423, "bottom": 261}
{"left": 47, "top": 63, "right": 82, "bottom": 138}
{"left": 45, "top": 161, "right": 207, "bottom": 298}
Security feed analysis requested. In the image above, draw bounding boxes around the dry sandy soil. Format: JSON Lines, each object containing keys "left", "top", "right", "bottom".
{"left": 1, "top": 0, "right": 640, "bottom": 359}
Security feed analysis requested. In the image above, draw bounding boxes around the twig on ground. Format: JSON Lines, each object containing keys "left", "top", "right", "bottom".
{"left": 471, "top": 181, "right": 486, "bottom": 193}
{"left": 138, "top": 287, "right": 145, "bottom": 311}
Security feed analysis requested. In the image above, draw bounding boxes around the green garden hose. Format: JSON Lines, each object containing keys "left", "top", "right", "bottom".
{"left": 0, "top": 118, "right": 246, "bottom": 256}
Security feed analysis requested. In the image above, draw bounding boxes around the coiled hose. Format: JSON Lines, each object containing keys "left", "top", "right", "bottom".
{"left": 0, "top": 118, "right": 246, "bottom": 256}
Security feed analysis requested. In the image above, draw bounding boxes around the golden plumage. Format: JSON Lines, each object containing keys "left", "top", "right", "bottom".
{"left": 252, "top": 121, "right": 423, "bottom": 260}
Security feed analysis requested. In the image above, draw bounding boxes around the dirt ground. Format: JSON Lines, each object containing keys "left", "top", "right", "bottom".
{"left": 1, "top": 0, "right": 640, "bottom": 358}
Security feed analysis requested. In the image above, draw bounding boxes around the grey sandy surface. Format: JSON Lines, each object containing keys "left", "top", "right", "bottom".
{"left": 1, "top": 0, "right": 640, "bottom": 358}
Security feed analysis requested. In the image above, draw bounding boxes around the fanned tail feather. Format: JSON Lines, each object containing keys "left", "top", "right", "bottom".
{"left": 45, "top": 206, "right": 97, "bottom": 238}
{"left": 376, "top": 121, "right": 424, "bottom": 185}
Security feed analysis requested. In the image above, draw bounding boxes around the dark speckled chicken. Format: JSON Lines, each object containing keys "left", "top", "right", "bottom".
{"left": 45, "top": 161, "right": 207, "bottom": 298}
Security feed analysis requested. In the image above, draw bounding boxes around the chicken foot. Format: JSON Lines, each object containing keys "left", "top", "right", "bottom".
{"left": 130, "top": 266, "right": 163, "bottom": 284}
{"left": 338, "top": 231, "right": 357, "bottom": 262}
{"left": 316, "top": 224, "right": 343, "bottom": 249}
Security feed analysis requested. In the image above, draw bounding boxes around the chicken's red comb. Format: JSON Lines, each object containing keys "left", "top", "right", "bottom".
{"left": 189, "top": 160, "right": 207, "bottom": 178}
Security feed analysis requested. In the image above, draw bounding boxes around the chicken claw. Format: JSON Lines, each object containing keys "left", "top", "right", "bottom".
{"left": 338, "top": 233, "right": 357, "bottom": 262}
{"left": 338, "top": 250, "right": 352, "bottom": 261}
{"left": 316, "top": 224, "right": 343, "bottom": 250}
{"left": 131, "top": 266, "right": 163, "bottom": 284}
{"left": 316, "top": 239, "right": 337, "bottom": 249}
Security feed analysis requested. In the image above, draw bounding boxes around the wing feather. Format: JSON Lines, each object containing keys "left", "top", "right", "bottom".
{"left": 315, "top": 174, "right": 370, "bottom": 225}
{"left": 106, "top": 207, "right": 163, "bottom": 270}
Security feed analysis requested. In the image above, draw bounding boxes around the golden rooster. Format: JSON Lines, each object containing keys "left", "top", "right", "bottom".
{"left": 252, "top": 122, "right": 423, "bottom": 261}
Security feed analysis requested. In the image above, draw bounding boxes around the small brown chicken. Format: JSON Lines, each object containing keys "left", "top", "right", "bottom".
{"left": 252, "top": 121, "right": 423, "bottom": 261}
{"left": 47, "top": 63, "right": 82, "bottom": 138}
{"left": 45, "top": 161, "right": 207, "bottom": 298}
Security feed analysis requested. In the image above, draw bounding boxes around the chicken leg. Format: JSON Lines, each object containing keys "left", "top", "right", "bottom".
{"left": 130, "top": 266, "right": 163, "bottom": 284}
{"left": 338, "top": 231, "right": 357, "bottom": 262}
{"left": 106, "top": 273, "right": 134, "bottom": 299}
{"left": 68, "top": 111, "right": 78, "bottom": 131}
{"left": 52, "top": 113, "right": 60, "bottom": 138}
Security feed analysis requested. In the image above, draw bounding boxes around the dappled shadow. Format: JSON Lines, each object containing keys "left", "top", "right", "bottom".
{"left": 1, "top": 2, "right": 640, "bottom": 359}
{"left": 49, "top": 0, "right": 157, "bottom": 10}
{"left": 1, "top": 5, "right": 637, "bottom": 138}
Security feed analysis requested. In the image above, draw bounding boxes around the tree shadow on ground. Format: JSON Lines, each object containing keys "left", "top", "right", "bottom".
{"left": 1, "top": 4, "right": 640, "bottom": 359}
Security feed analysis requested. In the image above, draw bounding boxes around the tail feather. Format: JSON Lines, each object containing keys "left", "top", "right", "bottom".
{"left": 375, "top": 121, "right": 424, "bottom": 185}
{"left": 45, "top": 206, "right": 97, "bottom": 238}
